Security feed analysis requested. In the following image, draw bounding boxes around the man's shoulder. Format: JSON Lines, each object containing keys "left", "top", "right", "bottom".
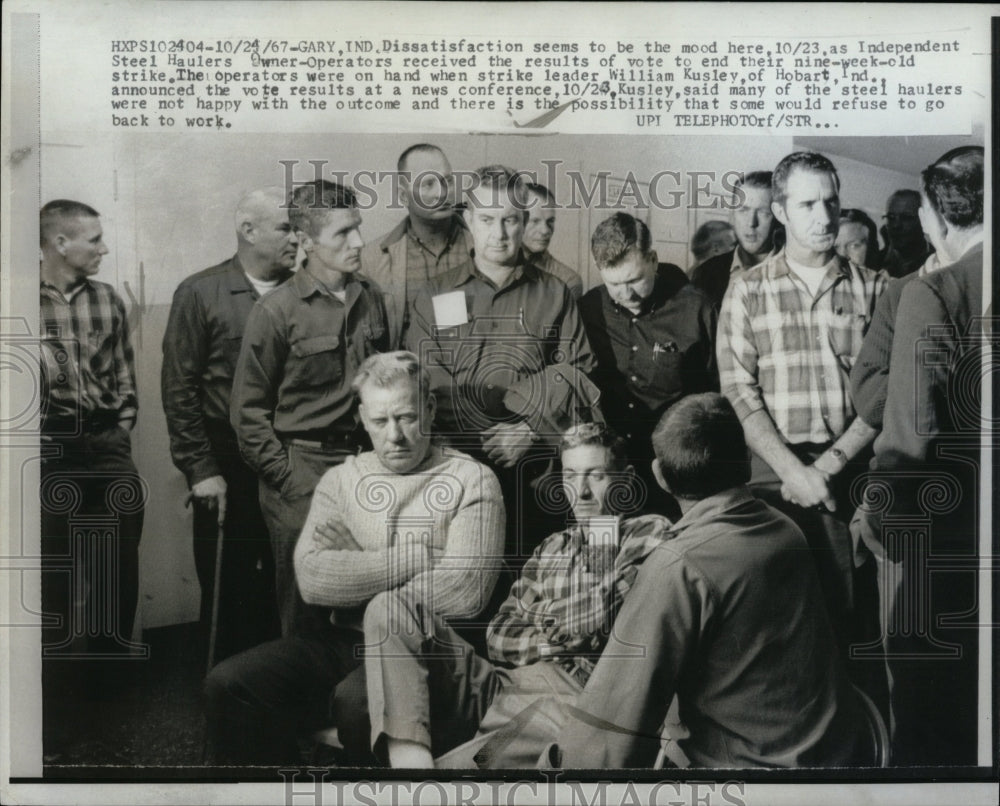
{"left": 362, "top": 217, "right": 409, "bottom": 258}
{"left": 579, "top": 284, "right": 608, "bottom": 318}
{"left": 691, "top": 250, "right": 733, "bottom": 280}
{"left": 85, "top": 278, "right": 127, "bottom": 304}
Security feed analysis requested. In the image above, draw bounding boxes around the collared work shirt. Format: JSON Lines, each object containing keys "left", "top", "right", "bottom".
{"left": 718, "top": 250, "right": 886, "bottom": 444}
{"left": 525, "top": 250, "right": 584, "bottom": 299}
{"left": 161, "top": 254, "right": 292, "bottom": 486}
{"left": 581, "top": 263, "right": 717, "bottom": 460}
{"left": 39, "top": 277, "right": 138, "bottom": 427}
{"left": 405, "top": 258, "right": 594, "bottom": 440}
{"left": 486, "top": 514, "right": 674, "bottom": 686}
{"left": 231, "top": 266, "right": 388, "bottom": 489}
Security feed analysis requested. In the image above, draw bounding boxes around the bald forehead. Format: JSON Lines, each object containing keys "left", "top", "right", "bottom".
{"left": 236, "top": 188, "right": 289, "bottom": 229}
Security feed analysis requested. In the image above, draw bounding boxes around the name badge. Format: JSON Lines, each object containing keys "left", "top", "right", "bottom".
{"left": 432, "top": 291, "right": 469, "bottom": 328}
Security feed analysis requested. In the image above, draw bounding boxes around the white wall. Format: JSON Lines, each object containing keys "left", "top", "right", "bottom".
{"left": 42, "top": 131, "right": 955, "bottom": 629}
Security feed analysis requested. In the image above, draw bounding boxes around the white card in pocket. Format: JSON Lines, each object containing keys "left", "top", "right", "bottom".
{"left": 432, "top": 291, "right": 469, "bottom": 328}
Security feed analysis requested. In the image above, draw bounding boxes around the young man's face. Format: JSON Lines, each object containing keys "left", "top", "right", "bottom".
{"left": 359, "top": 381, "right": 434, "bottom": 474}
{"left": 301, "top": 208, "right": 364, "bottom": 275}
{"left": 561, "top": 444, "right": 620, "bottom": 521}
{"left": 598, "top": 247, "right": 657, "bottom": 314}
{"left": 732, "top": 184, "right": 775, "bottom": 256}
{"left": 773, "top": 168, "right": 840, "bottom": 256}
{"left": 523, "top": 194, "right": 556, "bottom": 255}
{"left": 402, "top": 149, "right": 456, "bottom": 223}
{"left": 58, "top": 215, "right": 109, "bottom": 278}
{"left": 464, "top": 185, "right": 524, "bottom": 266}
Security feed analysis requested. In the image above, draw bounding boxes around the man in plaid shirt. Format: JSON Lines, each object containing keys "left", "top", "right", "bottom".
{"left": 361, "top": 422, "right": 673, "bottom": 769}
{"left": 38, "top": 200, "right": 145, "bottom": 707}
{"left": 716, "top": 152, "right": 887, "bottom": 681}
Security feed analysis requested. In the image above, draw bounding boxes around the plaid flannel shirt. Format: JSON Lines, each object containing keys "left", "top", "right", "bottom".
{"left": 486, "top": 514, "right": 674, "bottom": 684}
{"left": 39, "top": 278, "right": 138, "bottom": 426}
{"left": 717, "top": 250, "right": 886, "bottom": 444}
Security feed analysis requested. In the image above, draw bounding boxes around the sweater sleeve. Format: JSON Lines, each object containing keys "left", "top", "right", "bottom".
{"left": 397, "top": 459, "right": 505, "bottom": 620}
{"left": 293, "top": 466, "right": 432, "bottom": 608}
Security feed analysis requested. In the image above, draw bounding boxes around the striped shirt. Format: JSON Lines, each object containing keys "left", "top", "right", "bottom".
{"left": 717, "top": 250, "right": 886, "bottom": 444}
{"left": 39, "top": 278, "right": 138, "bottom": 427}
{"left": 486, "top": 514, "right": 673, "bottom": 684}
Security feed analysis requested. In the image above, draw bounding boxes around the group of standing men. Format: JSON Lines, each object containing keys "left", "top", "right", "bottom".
{"left": 38, "top": 141, "right": 985, "bottom": 769}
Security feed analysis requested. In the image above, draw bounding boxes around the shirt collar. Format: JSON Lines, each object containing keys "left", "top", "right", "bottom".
{"left": 40, "top": 275, "right": 91, "bottom": 302}
{"left": 294, "top": 262, "right": 363, "bottom": 301}
{"left": 671, "top": 485, "right": 757, "bottom": 533}
{"left": 380, "top": 214, "right": 467, "bottom": 252}
{"left": 451, "top": 253, "right": 538, "bottom": 289}
{"left": 769, "top": 248, "right": 849, "bottom": 281}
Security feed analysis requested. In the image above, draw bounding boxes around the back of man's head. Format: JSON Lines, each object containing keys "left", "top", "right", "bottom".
{"left": 921, "top": 146, "right": 984, "bottom": 230}
{"left": 652, "top": 393, "right": 750, "bottom": 500}
{"left": 288, "top": 179, "right": 357, "bottom": 237}
{"left": 591, "top": 212, "right": 653, "bottom": 267}
{"left": 40, "top": 199, "right": 100, "bottom": 247}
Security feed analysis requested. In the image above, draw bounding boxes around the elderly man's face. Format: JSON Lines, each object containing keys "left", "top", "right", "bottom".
{"left": 774, "top": 168, "right": 840, "bottom": 256}
{"left": 359, "top": 381, "right": 434, "bottom": 474}
{"left": 598, "top": 247, "right": 658, "bottom": 314}
{"left": 732, "top": 185, "right": 775, "bottom": 256}
{"left": 885, "top": 194, "right": 923, "bottom": 249}
{"left": 561, "top": 444, "right": 621, "bottom": 521}
{"left": 251, "top": 205, "right": 299, "bottom": 272}
{"left": 464, "top": 185, "right": 524, "bottom": 266}
{"left": 402, "top": 149, "right": 456, "bottom": 222}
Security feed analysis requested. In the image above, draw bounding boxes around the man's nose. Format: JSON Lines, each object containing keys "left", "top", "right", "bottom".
{"left": 387, "top": 420, "right": 405, "bottom": 442}
{"left": 348, "top": 229, "right": 364, "bottom": 249}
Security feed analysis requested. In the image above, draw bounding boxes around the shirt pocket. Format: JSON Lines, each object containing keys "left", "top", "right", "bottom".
{"left": 289, "top": 334, "right": 343, "bottom": 388}
{"left": 827, "top": 310, "right": 868, "bottom": 366}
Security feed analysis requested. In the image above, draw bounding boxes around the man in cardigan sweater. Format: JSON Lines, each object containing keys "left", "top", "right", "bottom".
{"left": 204, "top": 352, "right": 504, "bottom": 764}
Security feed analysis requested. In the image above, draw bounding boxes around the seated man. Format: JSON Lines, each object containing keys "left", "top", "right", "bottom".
{"left": 203, "top": 351, "right": 504, "bottom": 764}
{"left": 553, "top": 393, "right": 874, "bottom": 768}
{"left": 363, "top": 422, "right": 673, "bottom": 769}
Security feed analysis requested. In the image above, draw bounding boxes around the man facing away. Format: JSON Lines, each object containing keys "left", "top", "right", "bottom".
{"left": 364, "top": 422, "right": 673, "bottom": 769}
{"left": 360, "top": 143, "right": 472, "bottom": 348}
{"left": 205, "top": 351, "right": 504, "bottom": 764}
{"left": 161, "top": 186, "right": 296, "bottom": 661}
{"left": 691, "top": 171, "right": 779, "bottom": 307}
{"left": 231, "top": 179, "right": 389, "bottom": 636}
{"left": 553, "top": 394, "right": 875, "bottom": 768}
{"left": 716, "top": 152, "right": 887, "bottom": 674}
{"left": 39, "top": 200, "right": 145, "bottom": 712}
{"left": 852, "top": 146, "right": 985, "bottom": 766}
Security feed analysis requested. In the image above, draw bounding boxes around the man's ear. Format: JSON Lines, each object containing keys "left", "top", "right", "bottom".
{"left": 55, "top": 233, "right": 69, "bottom": 256}
{"left": 647, "top": 249, "right": 658, "bottom": 268}
{"left": 651, "top": 458, "right": 670, "bottom": 493}
{"left": 357, "top": 402, "right": 368, "bottom": 429}
{"left": 462, "top": 206, "right": 473, "bottom": 230}
{"left": 399, "top": 177, "right": 412, "bottom": 210}
{"left": 239, "top": 221, "right": 256, "bottom": 244}
{"left": 425, "top": 393, "right": 436, "bottom": 423}
{"left": 771, "top": 200, "right": 789, "bottom": 228}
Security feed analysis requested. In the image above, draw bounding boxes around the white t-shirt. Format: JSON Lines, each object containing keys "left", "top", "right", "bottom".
{"left": 245, "top": 273, "right": 281, "bottom": 298}
{"left": 785, "top": 255, "right": 830, "bottom": 298}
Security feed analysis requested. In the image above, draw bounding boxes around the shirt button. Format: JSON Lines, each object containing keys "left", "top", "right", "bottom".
{"left": 626, "top": 433, "right": 633, "bottom": 439}
{"left": 487, "top": 383, "right": 495, "bottom": 390}
{"left": 628, "top": 403, "right": 635, "bottom": 409}
{"left": 631, "top": 345, "right": 638, "bottom": 352}
{"left": 630, "top": 375, "right": 637, "bottom": 382}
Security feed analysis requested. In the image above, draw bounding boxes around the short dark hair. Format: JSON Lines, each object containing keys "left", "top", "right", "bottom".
{"left": 839, "top": 208, "right": 881, "bottom": 267}
{"left": 772, "top": 152, "right": 840, "bottom": 208}
{"left": 560, "top": 422, "right": 630, "bottom": 471}
{"left": 466, "top": 164, "right": 530, "bottom": 212}
{"left": 40, "top": 199, "right": 100, "bottom": 246}
{"left": 920, "top": 146, "right": 984, "bottom": 230}
{"left": 651, "top": 393, "right": 750, "bottom": 500}
{"left": 591, "top": 212, "right": 652, "bottom": 267}
{"left": 287, "top": 179, "right": 357, "bottom": 237}
{"left": 397, "top": 143, "right": 445, "bottom": 174}
{"left": 525, "top": 182, "right": 557, "bottom": 206}
{"left": 735, "top": 170, "right": 773, "bottom": 196}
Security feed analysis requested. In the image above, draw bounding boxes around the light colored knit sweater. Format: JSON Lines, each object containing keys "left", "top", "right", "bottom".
{"left": 293, "top": 445, "right": 505, "bottom": 622}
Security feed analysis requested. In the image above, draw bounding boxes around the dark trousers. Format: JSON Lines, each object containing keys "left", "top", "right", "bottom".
{"left": 203, "top": 625, "right": 364, "bottom": 765}
{"left": 258, "top": 441, "right": 354, "bottom": 637}
{"left": 192, "top": 444, "right": 279, "bottom": 664}
{"left": 40, "top": 424, "right": 145, "bottom": 661}
{"left": 750, "top": 447, "right": 887, "bottom": 717}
